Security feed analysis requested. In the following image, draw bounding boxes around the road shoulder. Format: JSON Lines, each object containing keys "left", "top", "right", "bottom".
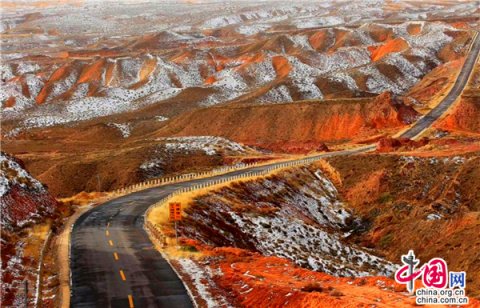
{"left": 56, "top": 204, "right": 93, "bottom": 308}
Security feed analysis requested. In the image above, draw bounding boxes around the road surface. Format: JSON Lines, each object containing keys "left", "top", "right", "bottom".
{"left": 400, "top": 33, "right": 480, "bottom": 139}
{"left": 70, "top": 148, "right": 369, "bottom": 307}
{"left": 70, "top": 34, "right": 479, "bottom": 307}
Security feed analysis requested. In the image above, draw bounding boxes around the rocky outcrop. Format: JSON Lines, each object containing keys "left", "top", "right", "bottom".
{"left": 1, "top": 152, "right": 61, "bottom": 230}
{"left": 1, "top": 152, "right": 64, "bottom": 306}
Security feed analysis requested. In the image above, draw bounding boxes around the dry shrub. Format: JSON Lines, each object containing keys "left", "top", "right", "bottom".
{"left": 314, "top": 159, "right": 343, "bottom": 187}
{"left": 329, "top": 289, "right": 345, "bottom": 297}
{"left": 301, "top": 282, "right": 324, "bottom": 293}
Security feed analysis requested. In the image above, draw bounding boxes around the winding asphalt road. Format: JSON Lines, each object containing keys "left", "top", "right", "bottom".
{"left": 69, "top": 147, "right": 370, "bottom": 307}
{"left": 70, "top": 34, "right": 479, "bottom": 307}
{"left": 401, "top": 33, "right": 480, "bottom": 139}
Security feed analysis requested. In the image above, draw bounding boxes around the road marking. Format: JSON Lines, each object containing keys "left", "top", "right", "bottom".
{"left": 119, "top": 270, "right": 126, "bottom": 281}
{"left": 106, "top": 230, "right": 110, "bottom": 236}
{"left": 109, "top": 240, "right": 114, "bottom": 247}
{"left": 128, "top": 294, "right": 134, "bottom": 308}
{"left": 113, "top": 252, "right": 119, "bottom": 261}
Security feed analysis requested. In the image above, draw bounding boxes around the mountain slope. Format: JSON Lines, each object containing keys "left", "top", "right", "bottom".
{"left": 1, "top": 152, "right": 65, "bottom": 306}
{"left": 156, "top": 91, "right": 417, "bottom": 152}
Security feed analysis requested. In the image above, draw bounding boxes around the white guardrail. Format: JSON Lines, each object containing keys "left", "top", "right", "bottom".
{"left": 143, "top": 153, "right": 337, "bottom": 239}
{"left": 114, "top": 154, "right": 324, "bottom": 197}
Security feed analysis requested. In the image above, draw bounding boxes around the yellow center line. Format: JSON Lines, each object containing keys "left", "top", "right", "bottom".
{"left": 119, "top": 270, "right": 126, "bottom": 281}
{"left": 106, "top": 230, "right": 110, "bottom": 236}
{"left": 128, "top": 294, "right": 134, "bottom": 308}
{"left": 109, "top": 240, "right": 114, "bottom": 247}
{"left": 113, "top": 252, "right": 119, "bottom": 261}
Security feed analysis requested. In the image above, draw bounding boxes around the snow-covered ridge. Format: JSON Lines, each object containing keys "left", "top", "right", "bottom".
{"left": 0, "top": 152, "right": 44, "bottom": 198}
{"left": 1, "top": 17, "right": 469, "bottom": 131}
{"left": 228, "top": 170, "right": 395, "bottom": 276}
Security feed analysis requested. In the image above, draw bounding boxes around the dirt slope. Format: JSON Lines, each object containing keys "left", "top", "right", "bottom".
{"left": 157, "top": 91, "right": 417, "bottom": 152}
{"left": 326, "top": 152, "right": 480, "bottom": 297}
{"left": 0, "top": 152, "right": 67, "bottom": 306}
{"left": 436, "top": 61, "right": 480, "bottom": 134}
{"left": 149, "top": 156, "right": 480, "bottom": 305}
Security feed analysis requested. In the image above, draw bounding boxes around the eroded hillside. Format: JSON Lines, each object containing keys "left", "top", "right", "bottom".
{"left": 148, "top": 150, "right": 480, "bottom": 305}
{"left": 1, "top": 21, "right": 473, "bottom": 132}
{"left": 327, "top": 152, "right": 480, "bottom": 297}
{"left": 1, "top": 0, "right": 478, "bottom": 198}
{"left": 0, "top": 152, "right": 69, "bottom": 306}
{"left": 157, "top": 91, "right": 418, "bottom": 152}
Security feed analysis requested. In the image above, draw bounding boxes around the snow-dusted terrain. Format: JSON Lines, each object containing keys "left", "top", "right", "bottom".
{"left": 1, "top": 0, "right": 475, "bottom": 135}
{"left": 177, "top": 258, "right": 231, "bottom": 308}
{"left": 0, "top": 152, "right": 45, "bottom": 198}
{"left": 0, "top": 152, "right": 62, "bottom": 306}
{"left": 139, "top": 136, "right": 253, "bottom": 178}
{"left": 181, "top": 166, "right": 397, "bottom": 277}
{"left": 0, "top": 152, "right": 58, "bottom": 229}
{"left": 162, "top": 136, "right": 248, "bottom": 156}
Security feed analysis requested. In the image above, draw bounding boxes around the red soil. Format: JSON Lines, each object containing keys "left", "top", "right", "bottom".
{"left": 20, "top": 78, "right": 31, "bottom": 98}
{"left": 368, "top": 38, "right": 409, "bottom": 62}
{"left": 36, "top": 63, "right": 73, "bottom": 104}
{"left": 438, "top": 31, "right": 472, "bottom": 63}
{"left": 327, "top": 153, "right": 480, "bottom": 297}
{"left": 170, "top": 50, "right": 193, "bottom": 64}
{"left": 204, "top": 76, "right": 216, "bottom": 85}
{"left": 377, "top": 137, "right": 429, "bottom": 152}
{"left": 271, "top": 55, "right": 291, "bottom": 78}
{"left": 4, "top": 96, "right": 16, "bottom": 108}
{"left": 48, "top": 63, "right": 72, "bottom": 83}
{"left": 327, "top": 29, "right": 352, "bottom": 53}
{"left": 308, "top": 30, "right": 328, "bottom": 50}
{"left": 104, "top": 60, "right": 115, "bottom": 86}
{"left": 174, "top": 241, "right": 478, "bottom": 307}
{"left": 77, "top": 58, "right": 105, "bottom": 84}
{"left": 406, "top": 23, "right": 422, "bottom": 35}
{"left": 450, "top": 22, "right": 469, "bottom": 30}
{"left": 398, "top": 141, "right": 480, "bottom": 157}
{"left": 234, "top": 52, "right": 266, "bottom": 72}
{"left": 213, "top": 249, "right": 408, "bottom": 308}
{"left": 35, "top": 85, "right": 50, "bottom": 104}
{"left": 130, "top": 57, "right": 157, "bottom": 89}
{"left": 363, "top": 24, "right": 395, "bottom": 42}
{"left": 406, "top": 58, "right": 463, "bottom": 109}
{"left": 436, "top": 98, "right": 480, "bottom": 134}
{"left": 157, "top": 92, "right": 415, "bottom": 152}
{"left": 435, "top": 59, "right": 480, "bottom": 133}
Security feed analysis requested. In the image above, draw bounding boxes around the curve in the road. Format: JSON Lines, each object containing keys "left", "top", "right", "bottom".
{"left": 70, "top": 33, "right": 479, "bottom": 307}
{"left": 69, "top": 148, "right": 368, "bottom": 307}
{"left": 400, "top": 33, "right": 480, "bottom": 139}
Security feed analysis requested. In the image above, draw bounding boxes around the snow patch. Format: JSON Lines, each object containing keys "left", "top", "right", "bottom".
{"left": 161, "top": 136, "right": 247, "bottom": 156}
{"left": 108, "top": 123, "right": 131, "bottom": 138}
{"left": 178, "top": 259, "right": 229, "bottom": 308}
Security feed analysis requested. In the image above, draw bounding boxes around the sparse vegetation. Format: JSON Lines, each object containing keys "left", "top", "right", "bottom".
{"left": 180, "top": 245, "right": 198, "bottom": 252}
{"left": 378, "top": 192, "right": 394, "bottom": 204}
{"left": 301, "top": 282, "right": 324, "bottom": 293}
